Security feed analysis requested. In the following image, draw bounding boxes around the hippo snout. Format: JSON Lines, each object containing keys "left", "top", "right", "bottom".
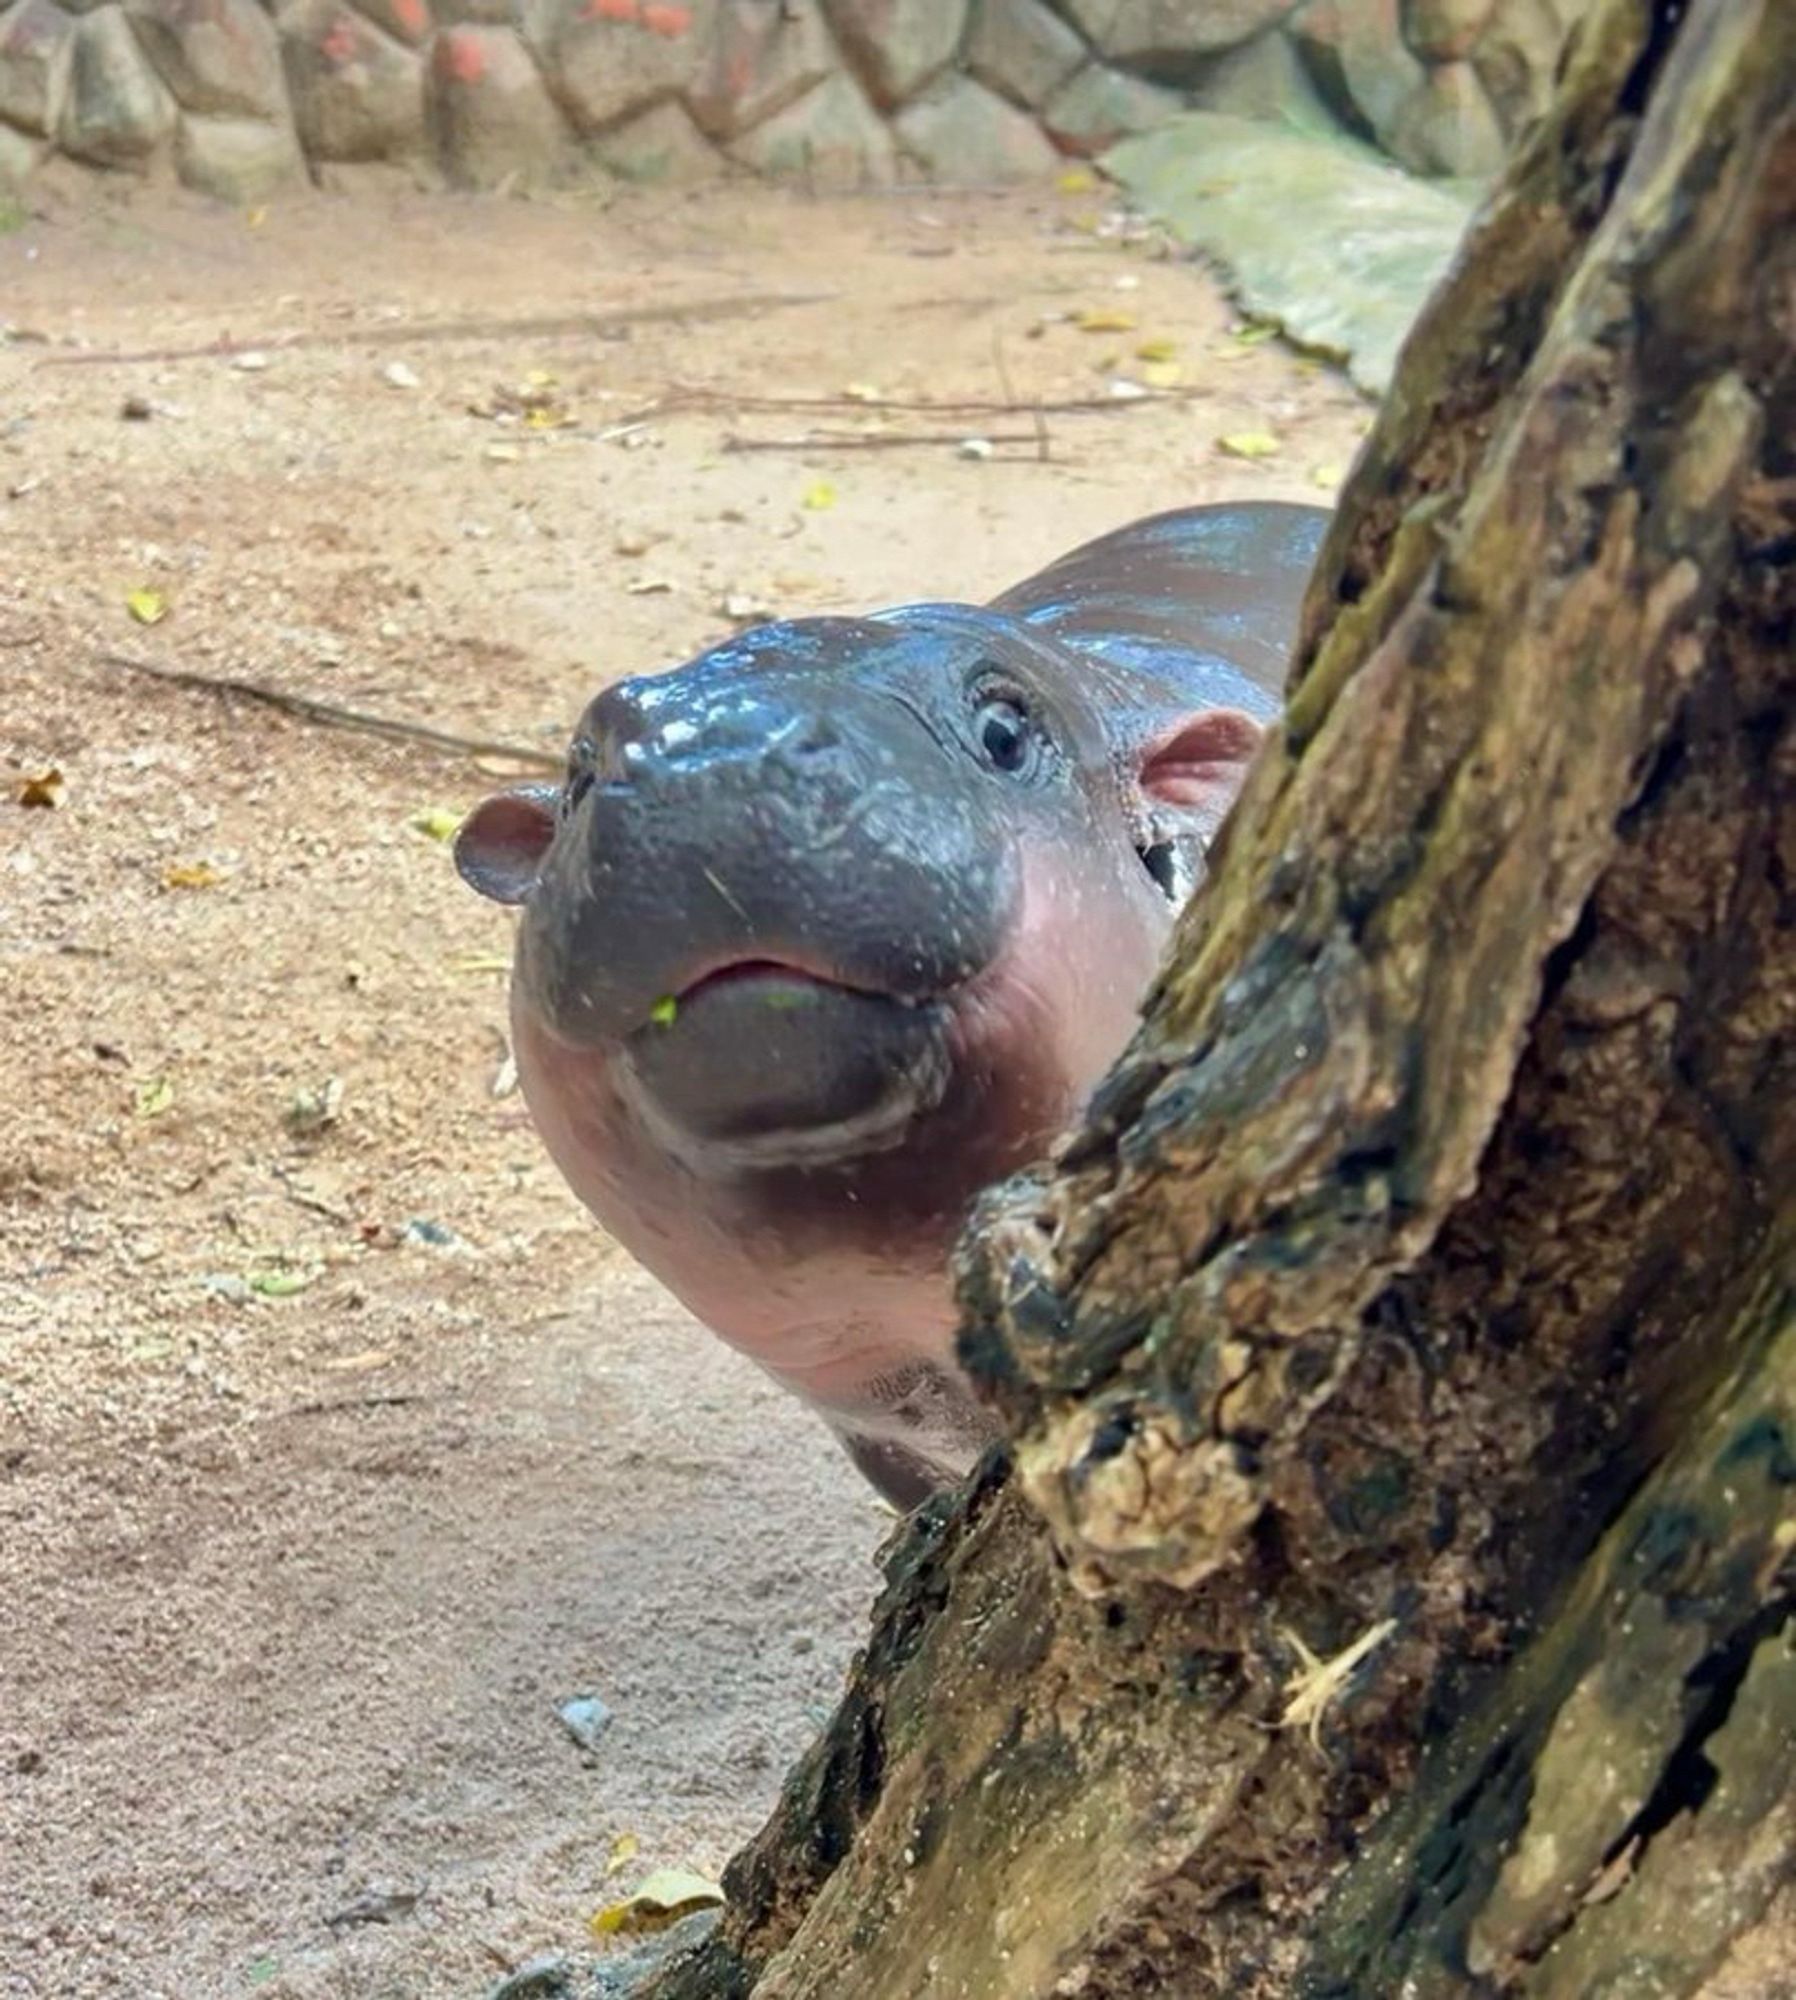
{"left": 508, "top": 674, "right": 1022, "bottom": 1163}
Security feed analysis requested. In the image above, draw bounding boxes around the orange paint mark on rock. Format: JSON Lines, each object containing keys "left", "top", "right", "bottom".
{"left": 642, "top": 2, "right": 691, "bottom": 34}
{"left": 585, "top": 0, "right": 640, "bottom": 19}
{"left": 394, "top": 0, "right": 429, "bottom": 35}
{"left": 439, "top": 28, "right": 487, "bottom": 84}
{"left": 320, "top": 14, "right": 361, "bottom": 65}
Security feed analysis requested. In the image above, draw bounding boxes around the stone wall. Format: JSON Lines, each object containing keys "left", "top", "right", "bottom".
{"left": 0, "top": 0, "right": 1584, "bottom": 206}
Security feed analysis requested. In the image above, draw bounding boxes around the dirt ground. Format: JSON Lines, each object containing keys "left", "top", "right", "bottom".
{"left": 0, "top": 166, "right": 1371, "bottom": 2000}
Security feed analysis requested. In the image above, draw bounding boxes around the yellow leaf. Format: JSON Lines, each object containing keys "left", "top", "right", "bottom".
{"left": 135, "top": 1076, "right": 174, "bottom": 1118}
{"left": 410, "top": 807, "right": 462, "bottom": 842}
{"left": 524, "top": 369, "right": 558, "bottom": 390}
{"left": 1139, "top": 359, "right": 1183, "bottom": 390}
{"left": 162, "top": 860, "right": 224, "bottom": 890}
{"left": 604, "top": 1832, "right": 640, "bottom": 1879}
{"left": 17, "top": 767, "right": 66, "bottom": 809}
{"left": 1134, "top": 337, "right": 1179, "bottom": 363}
{"left": 1216, "top": 430, "right": 1282, "bottom": 461}
{"left": 1311, "top": 463, "right": 1345, "bottom": 492}
{"left": 245, "top": 207, "right": 267, "bottom": 229}
{"left": 126, "top": 587, "right": 168, "bottom": 626}
{"left": 801, "top": 479, "right": 838, "bottom": 512}
{"left": 1075, "top": 307, "right": 1137, "bottom": 334}
{"left": 1056, "top": 167, "right": 1097, "bottom": 194}
{"left": 590, "top": 1869, "right": 724, "bottom": 1938}
{"left": 649, "top": 995, "right": 678, "bottom": 1027}
{"left": 842, "top": 382, "right": 882, "bottom": 403}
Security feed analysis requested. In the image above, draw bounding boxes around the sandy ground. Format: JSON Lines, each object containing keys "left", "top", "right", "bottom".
{"left": 0, "top": 166, "right": 1370, "bottom": 2000}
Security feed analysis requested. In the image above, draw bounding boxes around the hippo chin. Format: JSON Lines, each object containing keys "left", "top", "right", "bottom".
{"left": 456, "top": 501, "right": 1329, "bottom": 1511}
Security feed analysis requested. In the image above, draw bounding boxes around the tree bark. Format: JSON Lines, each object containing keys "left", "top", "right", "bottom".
{"left": 589, "top": 0, "right": 1796, "bottom": 1992}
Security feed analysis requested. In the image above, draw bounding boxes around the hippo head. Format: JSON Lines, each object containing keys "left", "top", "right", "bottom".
{"left": 454, "top": 601, "right": 1271, "bottom": 1398}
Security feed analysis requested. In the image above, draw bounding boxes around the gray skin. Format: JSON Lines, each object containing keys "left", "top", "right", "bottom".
{"left": 455, "top": 501, "right": 1328, "bottom": 1511}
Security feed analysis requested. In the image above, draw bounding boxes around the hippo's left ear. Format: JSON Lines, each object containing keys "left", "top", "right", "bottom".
{"left": 453, "top": 785, "right": 559, "bottom": 905}
{"left": 1134, "top": 708, "right": 1265, "bottom": 831}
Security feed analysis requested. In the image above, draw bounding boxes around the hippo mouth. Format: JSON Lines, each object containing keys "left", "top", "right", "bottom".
{"left": 619, "top": 955, "right": 957, "bottom": 1169}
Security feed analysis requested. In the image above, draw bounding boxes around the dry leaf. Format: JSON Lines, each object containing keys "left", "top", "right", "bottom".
{"left": 162, "top": 860, "right": 224, "bottom": 889}
{"left": 800, "top": 479, "right": 838, "bottom": 512}
{"left": 1075, "top": 307, "right": 1137, "bottom": 334}
{"left": 1134, "top": 336, "right": 1179, "bottom": 363}
{"left": 17, "top": 767, "right": 66, "bottom": 809}
{"left": 410, "top": 807, "right": 462, "bottom": 842}
{"left": 625, "top": 577, "right": 674, "bottom": 596}
{"left": 1311, "top": 463, "right": 1344, "bottom": 492}
{"left": 135, "top": 1076, "right": 175, "bottom": 1118}
{"left": 126, "top": 587, "right": 168, "bottom": 626}
{"left": 1139, "top": 359, "right": 1183, "bottom": 390}
{"left": 604, "top": 1832, "right": 640, "bottom": 1879}
{"left": 842, "top": 382, "right": 882, "bottom": 403}
{"left": 1216, "top": 430, "right": 1282, "bottom": 461}
{"left": 590, "top": 1868, "right": 724, "bottom": 1938}
{"left": 1056, "top": 167, "right": 1097, "bottom": 195}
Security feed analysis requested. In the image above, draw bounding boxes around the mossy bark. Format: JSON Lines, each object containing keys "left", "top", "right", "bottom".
{"left": 605, "top": 0, "right": 1796, "bottom": 1992}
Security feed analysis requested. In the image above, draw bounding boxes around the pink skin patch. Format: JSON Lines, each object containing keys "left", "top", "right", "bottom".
{"left": 439, "top": 30, "right": 487, "bottom": 84}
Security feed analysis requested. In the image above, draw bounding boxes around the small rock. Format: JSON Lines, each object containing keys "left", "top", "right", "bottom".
{"left": 557, "top": 1693, "right": 614, "bottom": 1754}
{"left": 400, "top": 1216, "right": 465, "bottom": 1250}
{"left": 1042, "top": 61, "right": 1184, "bottom": 157}
{"left": 823, "top": 0, "right": 967, "bottom": 109}
{"left": 594, "top": 97, "right": 723, "bottom": 187}
{"left": 894, "top": 73, "right": 1059, "bottom": 184}
{"left": 965, "top": 0, "right": 1085, "bottom": 111}
{"left": 174, "top": 112, "right": 303, "bottom": 202}
{"left": 381, "top": 360, "right": 420, "bottom": 389}
{"left": 0, "top": 0, "right": 75, "bottom": 139}
{"left": 729, "top": 70, "right": 895, "bottom": 189}
{"left": 957, "top": 436, "right": 994, "bottom": 459}
{"left": 121, "top": 394, "right": 153, "bottom": 420}
{"left": 59, "top": 5, "right": 177, "bottom": 168}
{"left": 688, "top": 0, "right": 835, "bottom": 141}
{"left": 232, "top": 348, "right": 270, "bottom": 370}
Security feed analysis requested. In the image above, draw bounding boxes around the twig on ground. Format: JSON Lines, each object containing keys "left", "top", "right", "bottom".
{"left": 34, "top": 290, "right": 837, "bottom": 368}
{"left": 720, "top": 430, "right": 1047, "bottom": 454}
{"left": 98, "top": 652, "right": 562, "bottom": 772}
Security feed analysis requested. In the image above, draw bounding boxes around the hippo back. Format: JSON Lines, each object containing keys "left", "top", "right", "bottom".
{"left": 986, "top": 501, "right": 1329, "bottom": 716}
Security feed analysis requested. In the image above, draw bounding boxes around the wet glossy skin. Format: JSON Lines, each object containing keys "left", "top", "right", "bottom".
{"left": 456, "top": 501, "right": 1329, "bottom": 1508}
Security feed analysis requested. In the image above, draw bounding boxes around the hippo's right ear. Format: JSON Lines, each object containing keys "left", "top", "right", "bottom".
{"left": 453, "top": 785, "right": 559, "bottom": 905}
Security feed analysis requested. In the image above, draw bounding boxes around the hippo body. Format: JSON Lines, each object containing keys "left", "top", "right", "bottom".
{"left": 457, "top": 502, "right": 1329, "bottom": 1509}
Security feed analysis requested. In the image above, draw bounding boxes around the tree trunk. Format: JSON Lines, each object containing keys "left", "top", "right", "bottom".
{"left": 591, "top": 1, "right": 1796, "bottom": 1993}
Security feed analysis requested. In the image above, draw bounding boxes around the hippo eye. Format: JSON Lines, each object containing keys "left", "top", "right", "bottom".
{"left": 975, "top": 696, "right": 1032, "bottom": 775}
{"left": 562, "top": 739, "right": 596, "bottom": 817}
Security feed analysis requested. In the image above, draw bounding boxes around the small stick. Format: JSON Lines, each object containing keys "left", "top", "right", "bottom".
{"left": 631, "top": 386, "right": 1196, "bottom": 421}
{"left": 98, "top": 651, "right": 562, "bottom": 772}
{"left": 36, "top": 290, "right": 837, "bottom": 369}
{"left": 722, "top": 429, "right": 1047, "bottom": 453}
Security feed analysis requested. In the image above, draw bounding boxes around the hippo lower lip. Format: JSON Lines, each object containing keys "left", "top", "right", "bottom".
{"left": 621, "top": 971, "right": 954, "bottom": 1169}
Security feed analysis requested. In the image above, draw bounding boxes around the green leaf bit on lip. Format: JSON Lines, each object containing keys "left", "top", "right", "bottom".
{"left": 649, "top": 995, "right": 678, "bottom": 1027}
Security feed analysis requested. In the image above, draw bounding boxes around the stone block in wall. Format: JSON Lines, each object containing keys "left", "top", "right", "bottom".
{"left": 727, "top": 68, "right": 892, "bottom": 186}
{"left": 1188, "top": 24, "right": 1330, "bottom": 124}
{"left": 429, "top": 22, "right": 572, "bottom": 184}
{"left": 174, "top": 106, "right": 303, "bottom": 194}
{"left": 687, "top": 0, "right": 832, "bottom": 141}
{"left": 532, "top": 0, "right": 711, "bottom": 135}
{"left": 1291, "top": 0, "right": 1424, "bottom": 146}
{"left": 0, "top": 113, "right": 43, "bottom": 179}
{"left": 1041, "top": 57, "right": 1180, "bottom": 156}
{"left": 1399, "top": 0, "right": 1492, "bottom": 60}
{"left": 1057, "top": 0, "right": 1295, "bottom": 64}
{"left": 436, "top": 0, "right": 519, "bottom": 21}
{"left": 895, "top": 71, "right": 1057, "bottom": 181}
{"left": 357, "top": 0, "right": 432, "bottom": 42}
{"left": 58, "top": 4, "right": 175, "bottom": 162}
{"left": 1385, "top": 51, "right": 1501, "bottom": 173}
{"left": 1472, "top": 0, "right": 1564, "bottom": 138}
{"left": 965, "top": 0, "right": 1085, "bottom": 111}
{"left": 595, "top": 92, "right": 720, "bottom": 179}
{"left": 0, "top": 0, "right": 74, "bottom": 137}
{"left": 822, "top": 0, "right": 965, "bottom": 110}
{"left": 278, "top": 0, "right": 425, "bottom": 160}
{"left": 125, "top": 0, "right": 287, "bottom": 116}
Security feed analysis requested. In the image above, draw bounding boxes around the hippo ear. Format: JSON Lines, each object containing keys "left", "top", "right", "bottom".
{"left": 453, "top": 786, "right": 559, "bottom": 905}
{"left": 1135, "top": 708, "right": 1265, "bottom": 829}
